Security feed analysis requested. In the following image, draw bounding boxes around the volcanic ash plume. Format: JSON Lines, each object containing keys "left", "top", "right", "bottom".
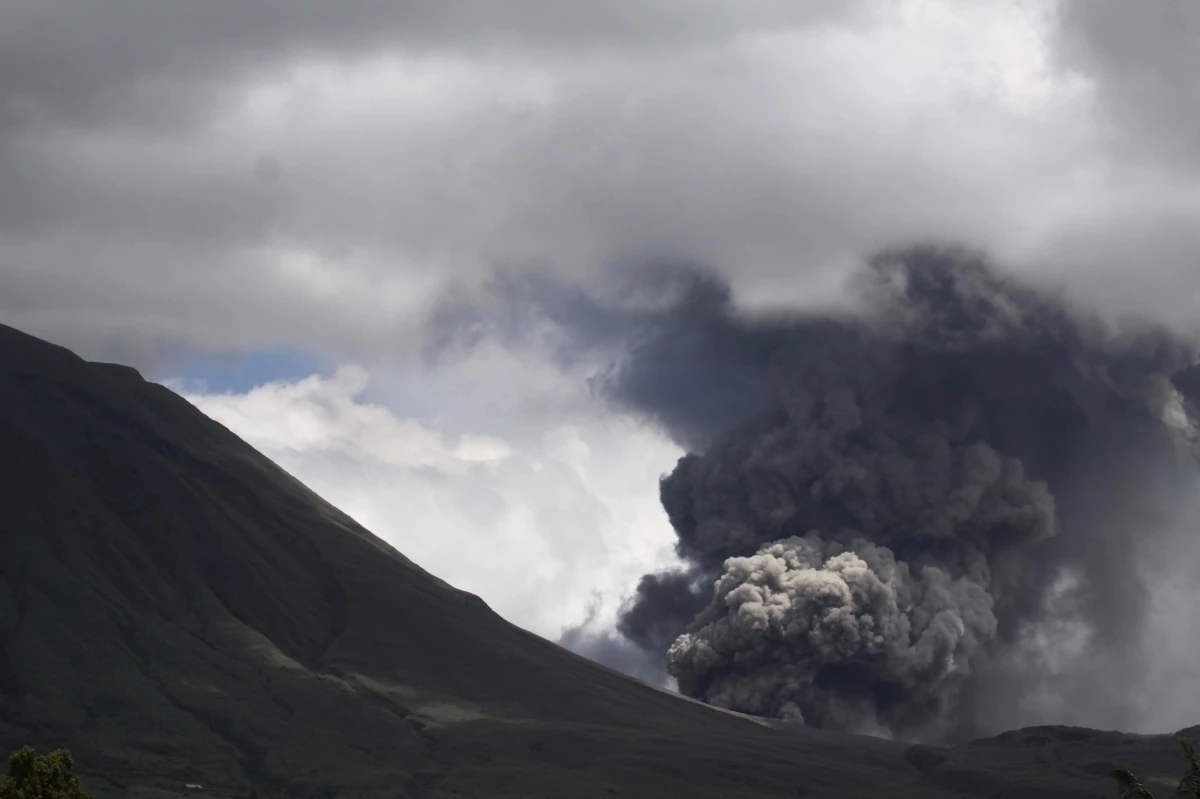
{"left": 651, "top": 353, "right": 1070, "bottom": 732}
{"left": 606, "top": 246, "right": 1199, "bottom": 738}
{"left": 665, "top": 435, "right": 1054, "bottom": 731}
{"left": 429, "top": 244, "right": 1200, "bottom": 738}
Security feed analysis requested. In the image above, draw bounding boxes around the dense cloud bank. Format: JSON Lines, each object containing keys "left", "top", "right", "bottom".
{"left": 432, "top": 245, "right": 1200, "bottom": 739}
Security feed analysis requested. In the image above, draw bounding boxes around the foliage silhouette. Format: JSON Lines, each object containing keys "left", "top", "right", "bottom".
{"left": 0, "top": 747, "right": 92, "bottom": 799}
{"left": 1112, "top": 739, "right": 1200, "bottom": 799}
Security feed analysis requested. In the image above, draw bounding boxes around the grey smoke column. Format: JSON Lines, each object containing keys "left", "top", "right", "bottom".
{"left": 428, "top": 245, "right": 1200, "bottom": 738}
{"left": 606, "top": 246, "right": 1198, "bottom": 738}
{"left": 664, "top": 429, "right": 1054, "bottom": 733}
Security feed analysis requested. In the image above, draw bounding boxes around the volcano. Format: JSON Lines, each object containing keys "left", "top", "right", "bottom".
{"left": 0, "top": 322, "right": 1192, "bottom": 798}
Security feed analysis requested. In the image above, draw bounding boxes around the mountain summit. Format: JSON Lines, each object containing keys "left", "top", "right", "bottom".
{"left": 0, "top": 323, "right": 1190, "bottom": 798}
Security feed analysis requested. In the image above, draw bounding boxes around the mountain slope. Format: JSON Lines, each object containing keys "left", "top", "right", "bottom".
{"left": 0, "top": 322, "right": 1191, "bottom": 798}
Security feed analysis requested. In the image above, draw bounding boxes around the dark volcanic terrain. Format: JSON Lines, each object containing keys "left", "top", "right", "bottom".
{"left": 0, "top": 322, "right": 1194, "bottom": 798}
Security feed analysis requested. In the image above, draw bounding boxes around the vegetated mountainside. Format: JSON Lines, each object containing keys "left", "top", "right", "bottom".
{"left": 0, "top": 322, "right": 1192, "bottom": 799}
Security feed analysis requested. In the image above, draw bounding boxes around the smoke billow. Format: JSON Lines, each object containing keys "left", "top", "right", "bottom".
{"left": 429, "top": 245, "right": 1200, "bottom": 740}
{"left": 668, "top": 533, "right": 997, "bottom": 733}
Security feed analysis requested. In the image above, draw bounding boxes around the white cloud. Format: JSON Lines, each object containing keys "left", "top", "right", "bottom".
{"left": 171, "top": 364, "right": 684, "bottom": 641}
{"left": 14, "top": 0, "right": 1199, "bottom": 367}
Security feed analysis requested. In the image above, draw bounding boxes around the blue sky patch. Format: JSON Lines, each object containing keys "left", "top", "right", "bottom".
{"left": 160, "top": 346, "right": 330, "bottom": 394}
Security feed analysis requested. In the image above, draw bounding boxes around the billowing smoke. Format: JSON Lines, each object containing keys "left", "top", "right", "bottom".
{"left": 428, "top": 245, "right": 1200, "bottom": 739}
{"left": 668, "top": 533, "right": 998, "bottom": 733}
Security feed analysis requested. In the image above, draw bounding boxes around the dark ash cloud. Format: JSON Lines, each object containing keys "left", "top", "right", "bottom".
{"left": 434, "top": 244, "right": 1200, "bottom": 741}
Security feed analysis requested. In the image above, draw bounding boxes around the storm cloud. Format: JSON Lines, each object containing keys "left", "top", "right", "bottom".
{"left": 6, "top": 1, "right": 1200, "bottom": 373}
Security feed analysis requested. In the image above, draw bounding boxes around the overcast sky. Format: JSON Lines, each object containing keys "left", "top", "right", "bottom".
{"left": 4, "top": 0, "right": 1200, "bottom": 728}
